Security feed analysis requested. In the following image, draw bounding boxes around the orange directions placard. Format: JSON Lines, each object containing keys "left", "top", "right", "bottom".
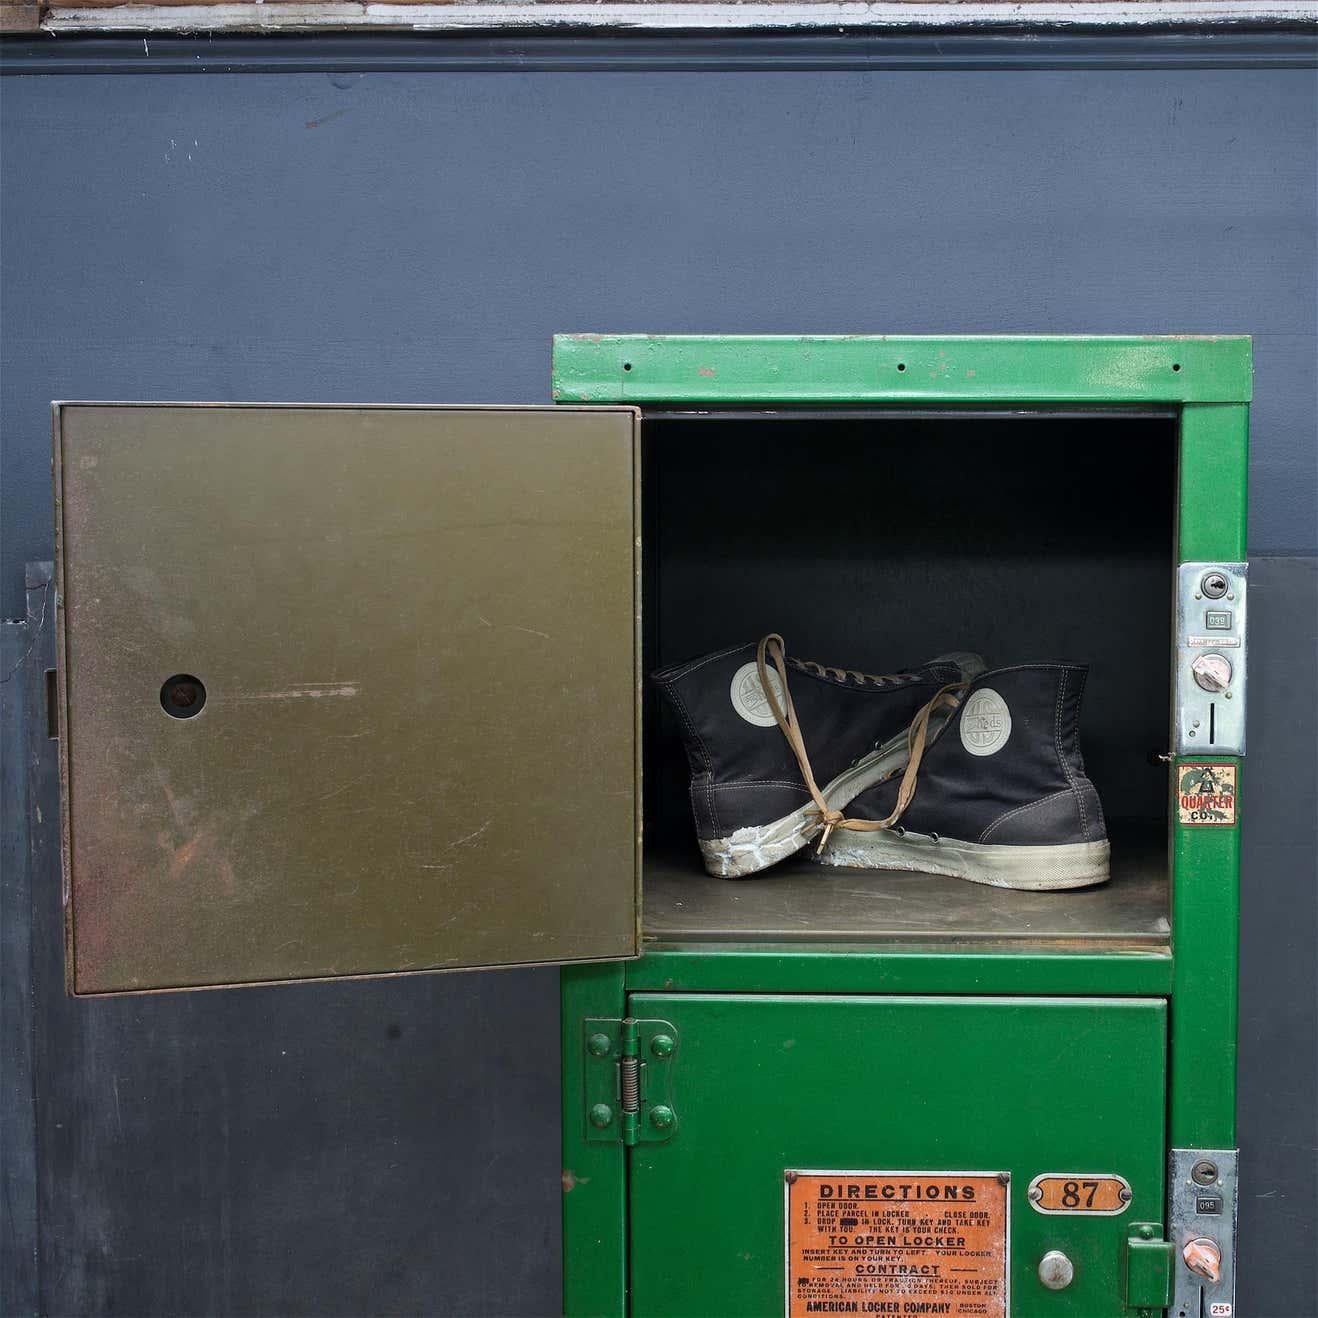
{"left": 785, "top": 1170, "right": 1009, "bottom": 1318}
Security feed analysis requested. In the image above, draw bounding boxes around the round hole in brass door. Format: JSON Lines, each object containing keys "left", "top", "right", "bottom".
{"left": 160, "top": 674, "right": 207, "bottom": 719}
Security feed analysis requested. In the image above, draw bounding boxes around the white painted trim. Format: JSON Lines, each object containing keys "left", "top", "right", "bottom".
{"left": 41, "top": 0, "right": 1318, "bottom": 33}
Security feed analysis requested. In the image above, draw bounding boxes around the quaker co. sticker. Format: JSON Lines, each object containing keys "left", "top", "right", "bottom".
{"left": 1178, "top": 763, "right": 1238, "bottom": 826}
{"left": 785, "top": 1170, "right": 1009, "bottom": 1318}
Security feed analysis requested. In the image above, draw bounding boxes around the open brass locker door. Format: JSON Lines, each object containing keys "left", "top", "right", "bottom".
{"left": 54, "top": 403, "right": 640, "bottom": 994}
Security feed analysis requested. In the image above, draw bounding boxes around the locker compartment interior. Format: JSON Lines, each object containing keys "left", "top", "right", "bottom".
{"left": 640, "top": 409, "right": 1176, "bottom": 950}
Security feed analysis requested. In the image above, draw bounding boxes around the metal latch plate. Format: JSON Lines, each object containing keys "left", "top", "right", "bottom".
{"left": 1169, "top": 1148, "right": 1238, "bottom": 1318}
{"left": 1175, "top": 562, "right": 1247, "bottom": 755}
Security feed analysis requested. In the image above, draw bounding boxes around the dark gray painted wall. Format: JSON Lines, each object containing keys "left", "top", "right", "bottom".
{"left": 2, "top": 40, "right": 1315, "bottom": 1317}
{"left": 3, "top": 57, "right": 1317, "bottom": 601}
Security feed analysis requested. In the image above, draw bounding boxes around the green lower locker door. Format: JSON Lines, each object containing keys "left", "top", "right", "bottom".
{"left": 628, "top": 994, "right": 1166, "bottom": 1318}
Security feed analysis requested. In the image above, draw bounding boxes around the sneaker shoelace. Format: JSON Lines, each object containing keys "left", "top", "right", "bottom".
{"left": 755, "top": 633, "right": 967, "bottom": 850}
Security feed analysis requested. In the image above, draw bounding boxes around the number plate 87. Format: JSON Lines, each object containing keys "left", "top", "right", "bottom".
{"left": 1028, "top": 1173, "right": 1132, "bottom": 1215}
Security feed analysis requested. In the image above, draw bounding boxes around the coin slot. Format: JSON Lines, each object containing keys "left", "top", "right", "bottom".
{"left": 160, "top": 674, "right": 206, "bottom": 719}
{"left": 1209, "top": 702, "right": 1216, "bottom": 745}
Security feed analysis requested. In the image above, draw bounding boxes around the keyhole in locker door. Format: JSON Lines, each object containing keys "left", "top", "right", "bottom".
{"left": 161, "top": 674, "right": 207, "bottom": 719}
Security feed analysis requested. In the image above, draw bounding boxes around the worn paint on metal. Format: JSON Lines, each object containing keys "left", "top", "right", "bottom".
{"left": 55, "top": 402, "right": 642, "bottom": 993}
{"left": 553, "top": 334, "right": 1253, "bottom": 404}
{"left": 561, "top": 960, "right": 627, "bottom": 1317}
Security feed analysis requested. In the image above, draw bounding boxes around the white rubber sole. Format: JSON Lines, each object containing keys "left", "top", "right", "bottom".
{"left": 815, "top": 828, "right": 1111, "bottom": 890}
{"left": 698, "top": 731, "right": 910, "bottom": 878}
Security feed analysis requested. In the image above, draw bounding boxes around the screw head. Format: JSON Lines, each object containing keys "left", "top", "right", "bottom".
{"left": 648, "top": 1104, "right": 675, "bottom": 1132}
{"left": 587, "top": 1032, "right": 612, "bottom": 1058}
{"left": 1119, "top": 1187, "right": 1133, "bottom": 1203}
{"left": 650, "top": 1033, "right": 676, "bottom": 1058}
{"left": 1191, "top": 1160, "right": 1219, "bottom": 1186}
{"left": 588, "top": 1103, "right": 613, "bottom": 1129}
{"left": 785, "top": 1170, "right": 798, "bottom": 1184}
{"left": 1028, "top": 1187, "right": 1043, "bottom": 1202}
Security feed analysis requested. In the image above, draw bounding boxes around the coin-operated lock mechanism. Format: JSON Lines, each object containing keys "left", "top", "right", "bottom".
{"left": 1176, "top": 564, "right": 1248, "bottom": 754}
{"left": 1170, "top": 1150, "right": 1238, "bottom": 1318}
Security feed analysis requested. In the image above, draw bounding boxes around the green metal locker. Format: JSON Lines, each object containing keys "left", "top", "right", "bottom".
{"left": 53, "top": 335, "right": 1249, "bottom": 1317}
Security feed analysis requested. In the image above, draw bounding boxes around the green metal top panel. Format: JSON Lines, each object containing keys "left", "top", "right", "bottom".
{"left": 553, "top": 334, "right": 1253, "bottom": 404}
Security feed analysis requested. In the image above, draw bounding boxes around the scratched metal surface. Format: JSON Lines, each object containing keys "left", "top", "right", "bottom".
{"left": 56, "top": 404, "right": 639, "bottom": 992}
{"left": 644, "top": 822, "right": 1169, "bottom": 943}
{"left": 0, "top": 40, "right": 1314, "bottom": 1318}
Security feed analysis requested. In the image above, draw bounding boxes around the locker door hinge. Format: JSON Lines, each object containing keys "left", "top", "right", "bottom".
{"left": 1124, "top": 1222, "right": 1174, "bottom": 1314}
{"left": 583, "top": 1017, "right": 678, "bottom": 1146}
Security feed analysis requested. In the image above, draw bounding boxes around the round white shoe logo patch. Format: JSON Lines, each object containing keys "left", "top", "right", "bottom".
{"left": 730, "top": 661, "right": 786, "bottom": 728}
{"left": 960, "top": 687, "right": 1012, "bottom": 756}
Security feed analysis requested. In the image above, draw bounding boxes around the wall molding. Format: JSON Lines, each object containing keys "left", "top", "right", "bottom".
{"left": 31, "top": 0, "right": 1318, "bottom": 34}
{"left": 2, "top": 27, "right": 1316, "bottom": 71}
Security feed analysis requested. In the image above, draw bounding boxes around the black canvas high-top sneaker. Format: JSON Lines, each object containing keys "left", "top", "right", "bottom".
{"left": 652, "top": 636, "right": 985, "bottom": 877}
{"left": 814, "top": 664, "right": 1110, "bottom": 890}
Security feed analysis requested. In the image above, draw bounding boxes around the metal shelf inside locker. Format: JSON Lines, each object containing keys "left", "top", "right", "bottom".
{"left": 642, "top": 820, "right": 1167, "bottom": 948}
